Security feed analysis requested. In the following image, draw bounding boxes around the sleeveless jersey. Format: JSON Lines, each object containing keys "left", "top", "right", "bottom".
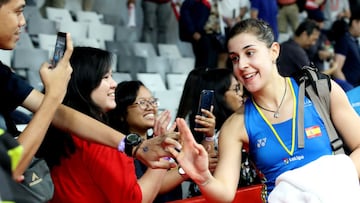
{"left": 245, "top": 78, "right": 332, "bottom": 195}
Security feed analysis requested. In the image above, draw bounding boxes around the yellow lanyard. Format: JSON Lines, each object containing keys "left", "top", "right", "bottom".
{"left": 252, "top": 78, "right": 297, "bottom": 156}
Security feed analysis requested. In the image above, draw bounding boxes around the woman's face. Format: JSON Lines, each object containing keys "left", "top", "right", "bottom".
{"left": 228, "top": 32, "right": 279, "bottom": 93}
{"left": 90, "top": 70, "right": 117, "bottom": 113}
{"left": 224, "top": 76, "right": 244, "bottom": 111}
{"left": 126, "top": 86, "right": 158, "bottom": 133}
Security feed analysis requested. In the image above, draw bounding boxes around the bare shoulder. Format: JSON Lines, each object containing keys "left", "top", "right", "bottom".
{"left": 219, "top": 106, "right": 248, "bottom": 143}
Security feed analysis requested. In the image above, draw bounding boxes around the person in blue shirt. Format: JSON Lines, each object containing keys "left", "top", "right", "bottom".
{"left": 170, "top": 18, "right": 360, "bottom": 202}
{"left": 346, "top": 86, "right": 360, "bottom": 116}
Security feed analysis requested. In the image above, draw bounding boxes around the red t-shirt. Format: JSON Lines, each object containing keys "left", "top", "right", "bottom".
{"left": 49, "top": 135, "right": 142, "bottom": 203}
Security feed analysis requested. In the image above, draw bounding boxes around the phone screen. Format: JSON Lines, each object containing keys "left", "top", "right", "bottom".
{"left": 51, "top": 32, "right": 67, "bottom": 68}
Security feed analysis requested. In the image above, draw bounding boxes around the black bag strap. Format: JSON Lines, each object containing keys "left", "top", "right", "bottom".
{"left": 297, "top": 66, "right": 344, "bottom": 154}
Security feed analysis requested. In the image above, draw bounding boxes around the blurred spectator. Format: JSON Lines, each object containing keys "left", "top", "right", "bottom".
{"left": 323, "top": 0, "right": 351, "bottom": 31}
{"left": 179, "top": 0, "right": 226, "bottom": 69}
{"left": 306, "top": 11, "right": 336, "bottom": 74}
{"left": 277, "top": 0, "right": 300, "bottom": 34}
{"left": 278, "top": 19, "right": 320, "bottom": 77}
{"left": 332, "top": 15, "right": 360, "bottom": 87}
{"left": 127, "top": 0, "right": 172, "bottom": 48}
{"left": 218, "top": 0, "right": 250, "bottom": 68}
{"left": 250, "top": 0, "right": 279, "bottom": 41}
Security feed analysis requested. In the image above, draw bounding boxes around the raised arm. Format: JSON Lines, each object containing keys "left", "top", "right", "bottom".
{"left": 14, "top": 33, "right": 73, "bottom": 178}
{"left": 171, "top": 113, "right": 245, "bottom": 203}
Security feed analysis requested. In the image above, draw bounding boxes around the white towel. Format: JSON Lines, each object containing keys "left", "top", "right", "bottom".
{"left": 268, "top": 154, "right": 360, "bottom": 203}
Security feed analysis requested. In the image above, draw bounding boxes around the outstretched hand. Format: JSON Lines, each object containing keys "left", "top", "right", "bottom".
{"left": 168, "top": 118, "right": 210, "bottom": 183}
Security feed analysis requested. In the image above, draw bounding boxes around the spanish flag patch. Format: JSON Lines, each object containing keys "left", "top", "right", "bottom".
{"left": 305, "top": 126, "right": 322, "bottom": 138}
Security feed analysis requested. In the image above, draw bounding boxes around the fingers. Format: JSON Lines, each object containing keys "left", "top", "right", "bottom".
{"left": 153, "top": 110, "right": 170, "bottom": 136}
{"left": 168, "top": 122, "right": 177, "bottom": 132}
{"left": 163, "top": 136, "right": 182, "bottom": 151}
{"left": 62, "top": 33, "right": 73, "bottom": 62}
{"left": 176, "top": 118, "right": 197, "bottom": 144}
{"left": 13, "top": 174, "right": 24, "bottom": 183}
{"left": 52, "top": 33, "right": 73, "bottom": 70}
{"left": 148, "top": 160, "right": 177, "bottom": 169}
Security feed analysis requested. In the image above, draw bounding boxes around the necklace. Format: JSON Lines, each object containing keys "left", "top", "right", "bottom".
{"left": 253, "top": 78, "right": 297, "bottom": 156}
{"left": 252, "top": 78, "right": 287, "bottom": 118}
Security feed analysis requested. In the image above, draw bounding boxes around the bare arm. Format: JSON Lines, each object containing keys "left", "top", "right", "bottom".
{"left": 171, "top": 111, "right": 245, "bottom": 203}
{"left": 322, "top": 60, "right": 338, "bottom": 75}
{"left": 329, "top": 80, "right": 360, "bottom": 177}
{"left": 14, "top": 33, "right": 74, "bottom": 178}
{"left": 159, "top": 168, "right": 188, "bottom": 194}
{"left": 332, "top": 53, "right": 346, "bottom": 80}
{"left": 138, "top": 168, "right": 168, "bottom": 203}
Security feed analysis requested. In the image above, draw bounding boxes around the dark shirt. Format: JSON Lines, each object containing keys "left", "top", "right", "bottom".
{"left": 134, "top": 159, "right": 183, "bottom": 203}
{"left": 0, "top": 61, "right": 33, "bottom": 115}
{"left": 179, "top": 0, "right": 210, "bottom": 42}
{"left": 306, "top": 31, "right": 328, "bottom": 71}
{"left": 278, "top": 39, "right": 311, "bottom": 77}
{"left": 334, "top": 32, "right": 360, "bottom": 87}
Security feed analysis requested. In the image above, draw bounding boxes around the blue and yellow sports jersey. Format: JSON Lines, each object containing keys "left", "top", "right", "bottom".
{"left": 245, "top": 78, "right": 332, "bottom": 197}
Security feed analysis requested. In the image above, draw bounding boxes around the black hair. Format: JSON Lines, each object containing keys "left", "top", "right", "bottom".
{"left": 0, "top": 0, "right": 10, "bottom": 7}
{"left": 108, "top": 80, "right": 144, "bottom": 135}
{"left": 228, "top": 18, "right": 274, "bottom": 48}
{"left": 37, "top": 47, "right": 113, "bottom": 169}
{"left": 199, "top": 68, "right": 236, "bottom": 131}
{"left": 294, "top": 19, "right": 320, "bottom": 37}
{"left": 327, "top": 19, "right": 349, "bottom": 42}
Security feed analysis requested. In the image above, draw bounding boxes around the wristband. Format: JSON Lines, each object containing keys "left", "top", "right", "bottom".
{"left": 204, "top": 136, "right": 215, "bottom": 142}
{"left": 198, "top": 178, "right": 210, "bottom": 186}
{"left": 118, "top": 137, "right": 125, "bottom": 152}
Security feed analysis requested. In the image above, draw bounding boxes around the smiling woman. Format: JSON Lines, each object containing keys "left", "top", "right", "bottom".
{"left": 108, "top": 80, "right": 185, "bottom": 202}
{"left": 36, "top": 47, "right": 170, "bottom": 203}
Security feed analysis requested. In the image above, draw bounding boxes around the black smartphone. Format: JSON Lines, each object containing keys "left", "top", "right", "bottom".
{"left": 195, "top": 90, "right": 214, "bottom": 128}
{"left": 51, "top": 32, "right": 67, "bottom": 68}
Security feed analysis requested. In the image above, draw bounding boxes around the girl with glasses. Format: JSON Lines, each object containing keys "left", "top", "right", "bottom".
{"left": 108, "top": 80, "right": 185, "bottom": 202}
{"left": 37, "top": 47, "right": 172, "bottom": 203}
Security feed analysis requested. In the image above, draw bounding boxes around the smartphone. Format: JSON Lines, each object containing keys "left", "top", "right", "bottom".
{"left": 51, "top": 32, "right": 67, "bottom": 68}
{"left": 195, "top": 90, "right": 214, "bottom": 128}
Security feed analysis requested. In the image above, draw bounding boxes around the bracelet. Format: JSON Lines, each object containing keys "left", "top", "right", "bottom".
{"left": 204, "top": 136, "right": 215, "bottom": 142}
{"left": 198, "top": 178, "right": 210, "bottom": 186}
{"left": 132, "top": 140, "right": 144, "bottom": 158}
{"left": 118, "top": 137, "right": 125, "bottom": 152}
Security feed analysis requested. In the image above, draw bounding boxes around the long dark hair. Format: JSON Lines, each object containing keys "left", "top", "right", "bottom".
{"left": 200, "top": 68, "right": 236, "bottom": 130}
{"left": 107, "top": 80, "right": 144, "bottom": 135}
{"left": 37, "top": 47, "right": 113, "bottom": 168}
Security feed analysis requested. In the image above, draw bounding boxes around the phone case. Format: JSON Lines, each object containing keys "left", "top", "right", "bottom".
{"left": 51, "top": 32, "right": 67, "bottom": 68}
{"left": 195, "top": 90, "right": 214, "bottom": 128}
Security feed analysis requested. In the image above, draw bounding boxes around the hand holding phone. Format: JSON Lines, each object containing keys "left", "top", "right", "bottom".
{"left": 195, "top": 90, "right": 214, "bottom": 129}
{"left": 51, "top": 32, "right": 67, "bottom": 68}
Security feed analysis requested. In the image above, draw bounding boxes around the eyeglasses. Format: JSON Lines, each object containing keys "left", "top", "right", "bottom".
{"left": 133, "top": 98, "right": 159, "bottom": 109}
{"left": 229, "top": 84, "right": 243, "bottom": 95}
